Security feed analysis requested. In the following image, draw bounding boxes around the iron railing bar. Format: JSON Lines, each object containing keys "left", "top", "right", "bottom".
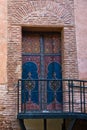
{"left": 61, "top": 80, "right": 63, "bottom": 112}
{"left": 22, "top": 80, "right": 27, "bottom": 113}
{"left": 18, "top": 79, "right": 87, "bottom": 82}
{"left": 24, "top": 102, "right": 26, "bottom": 113}
{"left": 21, "top": 81, "right": 23, "bottom": 112}
{"left": 61, "top": 87, "right": 64, "bottom": 112}
{"left": 80, "top": 81, "right": 82, "bottom": 112}
{"left": 71, "top": 81, "right": 74, "bottom": 112}
{"left": 17, "top": 80, "right": 19, "bottom": 114}
{"left": 68, "top": 80, "right": 71, "bottom": 112}
{"left": 39, "top": 81, "right": 42, "bottom": 110}
{"left": 83, "top": 81, "right": 86, "bottom": 113}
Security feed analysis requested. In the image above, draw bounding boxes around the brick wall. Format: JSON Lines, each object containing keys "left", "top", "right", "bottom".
{"left": 0, "top": 0, "right": 79, "bottom": 129}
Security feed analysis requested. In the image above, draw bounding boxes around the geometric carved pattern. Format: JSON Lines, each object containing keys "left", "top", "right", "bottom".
{"left": 22, "top": 32, "right": 40, "bottom": 53}
{"left": 8, "top": 0, "right": 73, "bottom": 25}
{"left": 44, "top": 33, "right": 61, "bottom": 54}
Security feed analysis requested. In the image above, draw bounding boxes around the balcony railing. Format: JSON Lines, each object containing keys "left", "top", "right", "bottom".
{"left": 17, "top": 79, "right": 87, "bottom": 119}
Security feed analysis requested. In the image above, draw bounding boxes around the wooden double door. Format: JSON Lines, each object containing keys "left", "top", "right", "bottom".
{"left": 22, "top": 32, "right": 62, "bottom": 111}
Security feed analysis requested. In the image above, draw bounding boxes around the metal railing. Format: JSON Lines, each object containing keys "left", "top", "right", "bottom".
{"left": 17, "top": 79, "right": 87, "bottom": 118}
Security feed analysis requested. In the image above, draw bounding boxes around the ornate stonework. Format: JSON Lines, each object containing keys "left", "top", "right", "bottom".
{"left": 8, "top": 0, "right": 74, "bottom": 25}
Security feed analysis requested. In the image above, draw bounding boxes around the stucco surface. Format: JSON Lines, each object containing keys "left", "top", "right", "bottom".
{"left": 75, "top": 0, "right": 87, "bottom": 79}
{"left": 0, "top": 0, "right": 7, "bottom": 83}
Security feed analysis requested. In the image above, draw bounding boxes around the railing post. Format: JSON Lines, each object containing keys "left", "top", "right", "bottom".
{"left": 68, "top": 80, "right": 71, "bottom": 112}
{"left": 17, "top": 80, "right": 19, "bottom": 114}
{"left": 72, "top": 80, "right": 74, "bottom": 112}
{"left": 44, "top": 119, "right": 47, "bottom": 130}
{"left": 83, "top": 81, "right": 86, "bottom": 113}
{"left": 80, "top": 81, "right": 83, "bottom": 112}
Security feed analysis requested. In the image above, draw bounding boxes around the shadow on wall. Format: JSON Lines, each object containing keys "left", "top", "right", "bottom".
{"left": 72, "top": 119, "right": 87, "bottom": 130}
{"left": 24, "top": 119, "right": 63, "bottom": 130}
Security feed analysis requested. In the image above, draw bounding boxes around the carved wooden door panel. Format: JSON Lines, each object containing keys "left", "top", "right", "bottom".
{"left": 22, "top": 32, "right": 62, "bottom": 111}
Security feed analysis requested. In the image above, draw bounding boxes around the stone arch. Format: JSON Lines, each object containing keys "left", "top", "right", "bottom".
{"left": 9, "top": 0, "right": 73, "bottom": 25}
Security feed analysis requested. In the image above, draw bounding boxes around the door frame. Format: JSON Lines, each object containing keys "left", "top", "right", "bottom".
{"left": 22, "top": 31, "right": 62, "bottom": 111}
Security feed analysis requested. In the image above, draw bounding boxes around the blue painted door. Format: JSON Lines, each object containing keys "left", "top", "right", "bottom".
{"left": 22, "top": 32, "right": 62, "bottom": 111}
